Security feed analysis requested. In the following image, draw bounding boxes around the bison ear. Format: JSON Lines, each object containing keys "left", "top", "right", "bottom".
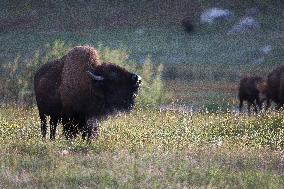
{"left": 86, "top": 71, "right": 104, "bottom": 81}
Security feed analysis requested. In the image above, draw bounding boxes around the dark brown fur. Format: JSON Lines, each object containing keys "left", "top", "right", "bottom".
{"left": 266, "top": 65, "right": 284, "bottom": 109}
{"left": 238, "top": 76, "right": 268, "bottom": 114}
{"left": 34, "top": 57, "right": 82, "bottom": 140}
{"left": 34, "top": 59, "right": 64, "bottom": 140}
{"left": 34, "top": 46, "right": 141, "bottom": 141}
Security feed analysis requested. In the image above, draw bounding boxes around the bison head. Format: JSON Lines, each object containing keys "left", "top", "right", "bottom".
{"left": 87, "top": 62, "right": 141, "bottom": 112}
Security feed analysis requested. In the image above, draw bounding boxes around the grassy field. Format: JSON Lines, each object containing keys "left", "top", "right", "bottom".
{"left": 1, "top": 107, "right": 284, "bottom": 188}
{"left": 1, "top": 0, "right": 284, "bottom": 188}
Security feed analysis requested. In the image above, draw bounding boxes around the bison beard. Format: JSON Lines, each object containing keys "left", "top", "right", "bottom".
{"left": 34, "top": 45, "right": 141, "bottom": 141}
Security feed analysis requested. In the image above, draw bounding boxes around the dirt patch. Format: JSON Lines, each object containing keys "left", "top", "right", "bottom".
{"left": 0, "top": 12, "right": 39, "bottom": 32}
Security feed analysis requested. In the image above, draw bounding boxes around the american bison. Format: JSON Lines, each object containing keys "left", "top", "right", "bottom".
{"left": 238, "top": 76, "right": 268, "bottom": 114}
{"left": 266, "top": 65, "right": 284, "bottom": 110}
{"left": 34, "top": 45, "right": 141, "bottom": 141}
{"left": 181, "top": 16, "right": 194, "bottom": 32}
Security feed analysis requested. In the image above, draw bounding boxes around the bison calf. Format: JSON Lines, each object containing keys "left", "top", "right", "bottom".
{"left": 238, "top": 76, "right": 268, "bottom": 114}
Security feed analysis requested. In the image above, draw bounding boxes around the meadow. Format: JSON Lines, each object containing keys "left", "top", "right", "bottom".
{"left": 1, "top": 107, "right": 284, "bottom": 188}
{"left": 1, "top": 0, "right": 284, "bottom": 188}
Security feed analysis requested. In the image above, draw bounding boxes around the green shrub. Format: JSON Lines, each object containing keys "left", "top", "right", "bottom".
{"left": 0, "top": 40, "right": 71, "bottom": 106}
{"left": 99, "top": 48, "right": 167, "bottom": 107}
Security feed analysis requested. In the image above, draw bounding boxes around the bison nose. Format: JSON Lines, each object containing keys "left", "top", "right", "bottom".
{"left": 131, "top": 74, "right": 142, "bottom": 86}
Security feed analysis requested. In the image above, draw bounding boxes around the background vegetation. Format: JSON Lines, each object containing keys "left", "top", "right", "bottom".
{"left": 1, "top": 0, "right": 284, "bottom": 188}
{"left": 1, "top": 0, "right": 283, "bottom": 109}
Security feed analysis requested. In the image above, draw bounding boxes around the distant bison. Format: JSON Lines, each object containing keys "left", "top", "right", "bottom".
{"left": 238, "top": 76, "right": 268, "bottom": 114}
{"left": 34, "top": 45, "right": 141, "bottom": 141}
{"left": 181, "top": 16, "right": 194, "bottom": 32}
{"left": 266, "top": 65, "right": 284, "bottom": 109}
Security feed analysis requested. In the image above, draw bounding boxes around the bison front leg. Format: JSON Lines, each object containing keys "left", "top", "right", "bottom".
{"left": 252, "top": 102, "right": 258, "bottom": 114}
{"left": 256, "top": 97, "right": 262, "bottom": 111}
{"left": 83, "top": 117, "right": 99, "bottom": 141}
{"left": 63, "top": 118, "right": 75, "bottom": 140}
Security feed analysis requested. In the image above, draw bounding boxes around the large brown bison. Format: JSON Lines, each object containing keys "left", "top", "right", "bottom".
{"left": 238, "top": 76, "right": 268, "bottom": 114}
{"left": 34, "top": 45, "right": 141, "bottom": 141}
{"left": 266, "top": 65, "right": 284, "bottom": 109}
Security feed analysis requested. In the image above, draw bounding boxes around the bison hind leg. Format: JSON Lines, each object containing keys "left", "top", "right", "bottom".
{"left": 39, "top": 113, "right": 47, "bottom": 140}
{"left": 239, "top": 98, "right": 244, "bottom": 112}
{"left": 50, "top": 116, "right": 59, "bottom": 140}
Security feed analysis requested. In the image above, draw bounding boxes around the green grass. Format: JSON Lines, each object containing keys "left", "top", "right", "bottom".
{"left": 1, "top": 107, "right": 284, "bottom": 188}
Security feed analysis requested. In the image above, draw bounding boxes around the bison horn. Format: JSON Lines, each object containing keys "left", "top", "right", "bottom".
{"left": 132, "top": 74, "right": 142, "bottom": 86}
{"left": 86, "top": 71, "right": 104, "bottom": 81}
{"left": 132, "top": 74, "right": 141, "bottom": 81}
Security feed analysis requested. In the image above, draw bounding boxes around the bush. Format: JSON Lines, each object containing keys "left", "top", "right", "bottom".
{"left": 0, "top": 40, "right": 71, "bottom": 106}
{"left": 99, "top": 47, "right": 167, "bottom": 107}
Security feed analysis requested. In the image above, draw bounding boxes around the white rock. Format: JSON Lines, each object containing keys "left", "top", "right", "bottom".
{"left": 228, "top": 17, "right": 260, "bottom": 34}
{"left": 254, "top": 56, "right": 265, "bottom": 64}
{"left": 201, "top": 8, "right": 234, "bottom": 24}
{"left": 260, "top": 45, "right": 272, "bottom": 55}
